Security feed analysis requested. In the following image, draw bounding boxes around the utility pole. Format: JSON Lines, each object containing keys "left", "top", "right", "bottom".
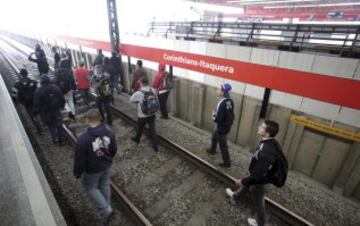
{"left": 107, "top": 0, "right": 120, "bottom": 53}
{"left": 107, "top": 0, "right": 125, "bottom": 88}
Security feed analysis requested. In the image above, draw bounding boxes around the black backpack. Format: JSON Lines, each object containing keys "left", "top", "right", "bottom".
{"left": 17, "top": 79, "right": 37, "bottom": 104}
{"left": 97, "top": 77, "right": 112, "bottom": 97}
{"left": 141, "top": 91, "right": 159, "bottom": 115}
{"left": 56, "top": 69, "right": 73, "bottom": 94}
{"left": 266, "top": 141, "right": 288, "bottom": 187}
{"left": 224, "top": 99, "right": 234, "bottom": 126}
{"left": 43, "top": 85, "right": 65, "bottom": 111}
{"left": 164, "top": 72, "right": 174, "bottom": 90}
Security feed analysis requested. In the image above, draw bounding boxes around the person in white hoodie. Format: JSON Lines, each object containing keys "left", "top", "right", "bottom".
{"left": 129, "top": 76, "right": 159, "bottom": 152}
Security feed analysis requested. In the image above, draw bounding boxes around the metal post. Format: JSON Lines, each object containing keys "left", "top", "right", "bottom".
{"left": 259, "top": 88, "right": 271, "bottom": 119}
{"left": 107, "top": 0, "right": 120, "bottom": 54}
{"left": 107, "top": 0, "right": 125, "bottom": 87}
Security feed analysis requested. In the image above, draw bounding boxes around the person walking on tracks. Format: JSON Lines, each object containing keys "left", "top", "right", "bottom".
{"left": 55, "top": 68, "right": 76, "bottom": 119}
{"left": 74, "top": 109, "right": 117, "bottom": 226}
{"left": 152, "top": 64, "right": 172, "bottom": 119}
{"left": 225, "top": 120, "right": 288, "bottom": 226}
{"left": 74, "top": 59, "right": 91, "bottom": 106}
{"left": 130, "top": 76, "right": 159, "bottom": 152}
{"left": 206, "top": 83, "right": 234, "bottom": 168}
{"left": 28, "top": 43, "right": 49, "bottom": 75}
{"left": 94, "top": 71, "right": 113, "bottom": 125}
{"left": 11, "top": 68, "right": 42, "bottom": 134}
{"left": 33, "top": 75, "right": 65, "bottom": 145}
{"left": 131, "top": 60, "right": 146, "bottom": 93}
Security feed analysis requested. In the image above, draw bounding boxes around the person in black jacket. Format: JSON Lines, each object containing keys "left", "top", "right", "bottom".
{"left": 92, "top": 49, "right": 104, "bottom": 67}
{"left": 206, "top": 83, "right": 234, "bottom": 168}
{"left": 33, "top": 75, "right": 65, "bottom": 145}
{"left": 74, "top": 109, "right": 117, "bottom": 225}
{"left": 51, "top": 46, "right": 61, "bottom": 72}
{"left": 109, "top": 51, "right": 123, "bottom": 93}
{"left": 226, "top": 120, "right": 280, "bottom": 226}
{"left": 11, "top": 69, "right": 42, "bottom": 134}
{"left": 28, "top": 44, "right": 49, "bottom": 75}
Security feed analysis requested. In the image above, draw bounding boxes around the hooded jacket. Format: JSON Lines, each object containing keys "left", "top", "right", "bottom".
{"left": 74, "top": 123, "right": 117, "bottom": 176}
{"left": 152, "top": 64, "right": 167, "bottom": 92}
{"left": 241, "top": 138, "right": 278, "bottom": 186}
{"left": 33, "top": 76, "right": 65, "bottom": 115}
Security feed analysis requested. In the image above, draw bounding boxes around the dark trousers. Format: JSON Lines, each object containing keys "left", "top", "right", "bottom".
{"left": 158, "top": 91, "right": 169, "bottom": 118}
{"left": 97, "top": 97, "right": 112, "bottom": 125}
{"left": 134, "top": 115, "right": 158, "bottom": 150}
{"left": 44, "top": 111, "right": 64, "bottom": 143}
{"left": 233, "top": 185, "right": 266, "bottom": 226}
{"left": 24, "top": 104, "right": 42, "bottom": 133}
{"left": 79, "top": 89, "right": 91, "bottom": 106}
{"left": 210, "top": 130, "right": 231, "bottom": 166}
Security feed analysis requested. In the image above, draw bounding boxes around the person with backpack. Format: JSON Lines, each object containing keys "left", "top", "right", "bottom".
{"left": 152, "top": 64, "right": 171, "bottom": 119}
{"left": 74, "top": 59, "right": 91, "bottom": 106}
{"left": 33, "top": 75, "right": 66, "bottom": 145}
{"left": 131, "top": 60, "right": 146, "bottom": 93}
{"left": 206, "top": 83, "right": 234, "bottom": 168}
{"left": 226, "top": 120, "right": 288, "bottom": 226}
{"left": 130, "top": 76, "right": 159, "bottom": 152}
{"left": 55, "top": 68, "right": 76, "bottom": 119}
{"left": 94, "top": 71, "right": 113, "bottom": 125}
{"left": 73, "top": 109, "right": 117, "bottom": 226}
{"left": 11, "top": 68, "right": 42, "bottom": 134}
{"left": 28, "top": 44, "right": 49, "bottom": 75}
{"left": 59, "top": 52, "right": 72, "bottom": 71}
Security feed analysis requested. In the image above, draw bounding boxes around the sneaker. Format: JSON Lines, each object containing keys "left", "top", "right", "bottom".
{"left": 219, "top": 162, "right": 231, "bottom": 168}
{"left": 131, "top": 137, "right": 140, "bottom": 144}
{"left": 160, "top": 115, "right": 169, "bottom": 119}
{"left": 247, "top": 218, "right": 258, "bottom": 226}
{"left": 152, "top": 145, "right": 159, "bottom": 152}
{"left": 206, "top": 148, "right": 216, "bottom": 155}
{"left": 68, "top": 112, "right": 75, "bottom": 119}
{"left": 101, "top": 207, "right": 114, "bottom": 226}
{"left": 225, "top": 188, "right": 236, "bottom": 205}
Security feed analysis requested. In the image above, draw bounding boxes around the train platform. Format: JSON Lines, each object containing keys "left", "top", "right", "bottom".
{"left": 0, "top": 74, "right": 66, "bottom": 226}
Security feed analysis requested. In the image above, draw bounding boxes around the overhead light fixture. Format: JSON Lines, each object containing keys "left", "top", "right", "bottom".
{"left": 264, "top": 2, "right": 360, "bottom": 9}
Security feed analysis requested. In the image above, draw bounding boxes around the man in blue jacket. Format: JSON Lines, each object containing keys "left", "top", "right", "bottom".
{"left": 74, "top": 109, "right": 117, "bottom": 225}
{"left": 206, "top": 83, "right": 234, "bottom": 168}
{"left": 226, "top": 120, "right": 280, "bottom": 226}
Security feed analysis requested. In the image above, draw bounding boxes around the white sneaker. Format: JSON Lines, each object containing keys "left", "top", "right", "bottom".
{"left": 225, "top": 188, "right": 236, "bottom": 205}
{"left": 247, "top": 218, "right": 258, "bottom": 226}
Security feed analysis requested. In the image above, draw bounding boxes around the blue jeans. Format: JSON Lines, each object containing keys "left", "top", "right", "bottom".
{"left": 233, "top": 184, "right": 266, "bottom": 226}
{"left": 41, "top": 110, "right": 63, "bottom": 143}
{"left": 82, "top": 168, "right": 111, "bottom": 212}
{"left": 110, "top": 74, "right": 122, "bottom": 93}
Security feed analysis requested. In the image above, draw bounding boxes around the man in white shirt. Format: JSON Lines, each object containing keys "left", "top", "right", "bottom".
{"left": 129, "top": 77, "right": 159, "bottom": 152}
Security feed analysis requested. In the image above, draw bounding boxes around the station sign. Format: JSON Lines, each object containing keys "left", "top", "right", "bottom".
{"left": 290, "top": 115, "right": 360, "bottom": 142}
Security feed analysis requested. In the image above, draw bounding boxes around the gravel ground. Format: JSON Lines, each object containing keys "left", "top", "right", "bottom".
{"left": 71, "top": 109, "right": 283, "bottom": 226}
{"left": 0, "top": 49, "right": 137, "bottom": 226}
{"left": 113, "top": 94, "right": 360, "bottom": 226}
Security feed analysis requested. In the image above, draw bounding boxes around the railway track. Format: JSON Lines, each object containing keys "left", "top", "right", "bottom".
{"left": 0, "top": 35, "right": 315, "bottom": 226}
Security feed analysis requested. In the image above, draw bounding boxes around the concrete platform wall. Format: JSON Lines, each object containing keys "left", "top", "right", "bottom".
{"left": 17, "top": 34, "right": 360, "bottom": 201}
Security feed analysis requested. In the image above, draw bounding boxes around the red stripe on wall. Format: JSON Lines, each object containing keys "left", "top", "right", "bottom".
{"left": 56, "top": 35, "right": 360, "bottom": 110}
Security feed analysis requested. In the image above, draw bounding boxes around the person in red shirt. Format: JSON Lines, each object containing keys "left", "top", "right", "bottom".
{"left": 74, "top": 60, "right": 91, "bottom": 105}
{"left": 131, "top": 60, "right": 146, "bottom": 93}
{"left": 152, "top": 64, "right": 169, "bottom": 119}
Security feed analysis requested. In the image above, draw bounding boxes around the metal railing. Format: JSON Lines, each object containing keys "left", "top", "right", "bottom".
{"left": 148, "top": 21, "right": 360, "bottom": 57}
